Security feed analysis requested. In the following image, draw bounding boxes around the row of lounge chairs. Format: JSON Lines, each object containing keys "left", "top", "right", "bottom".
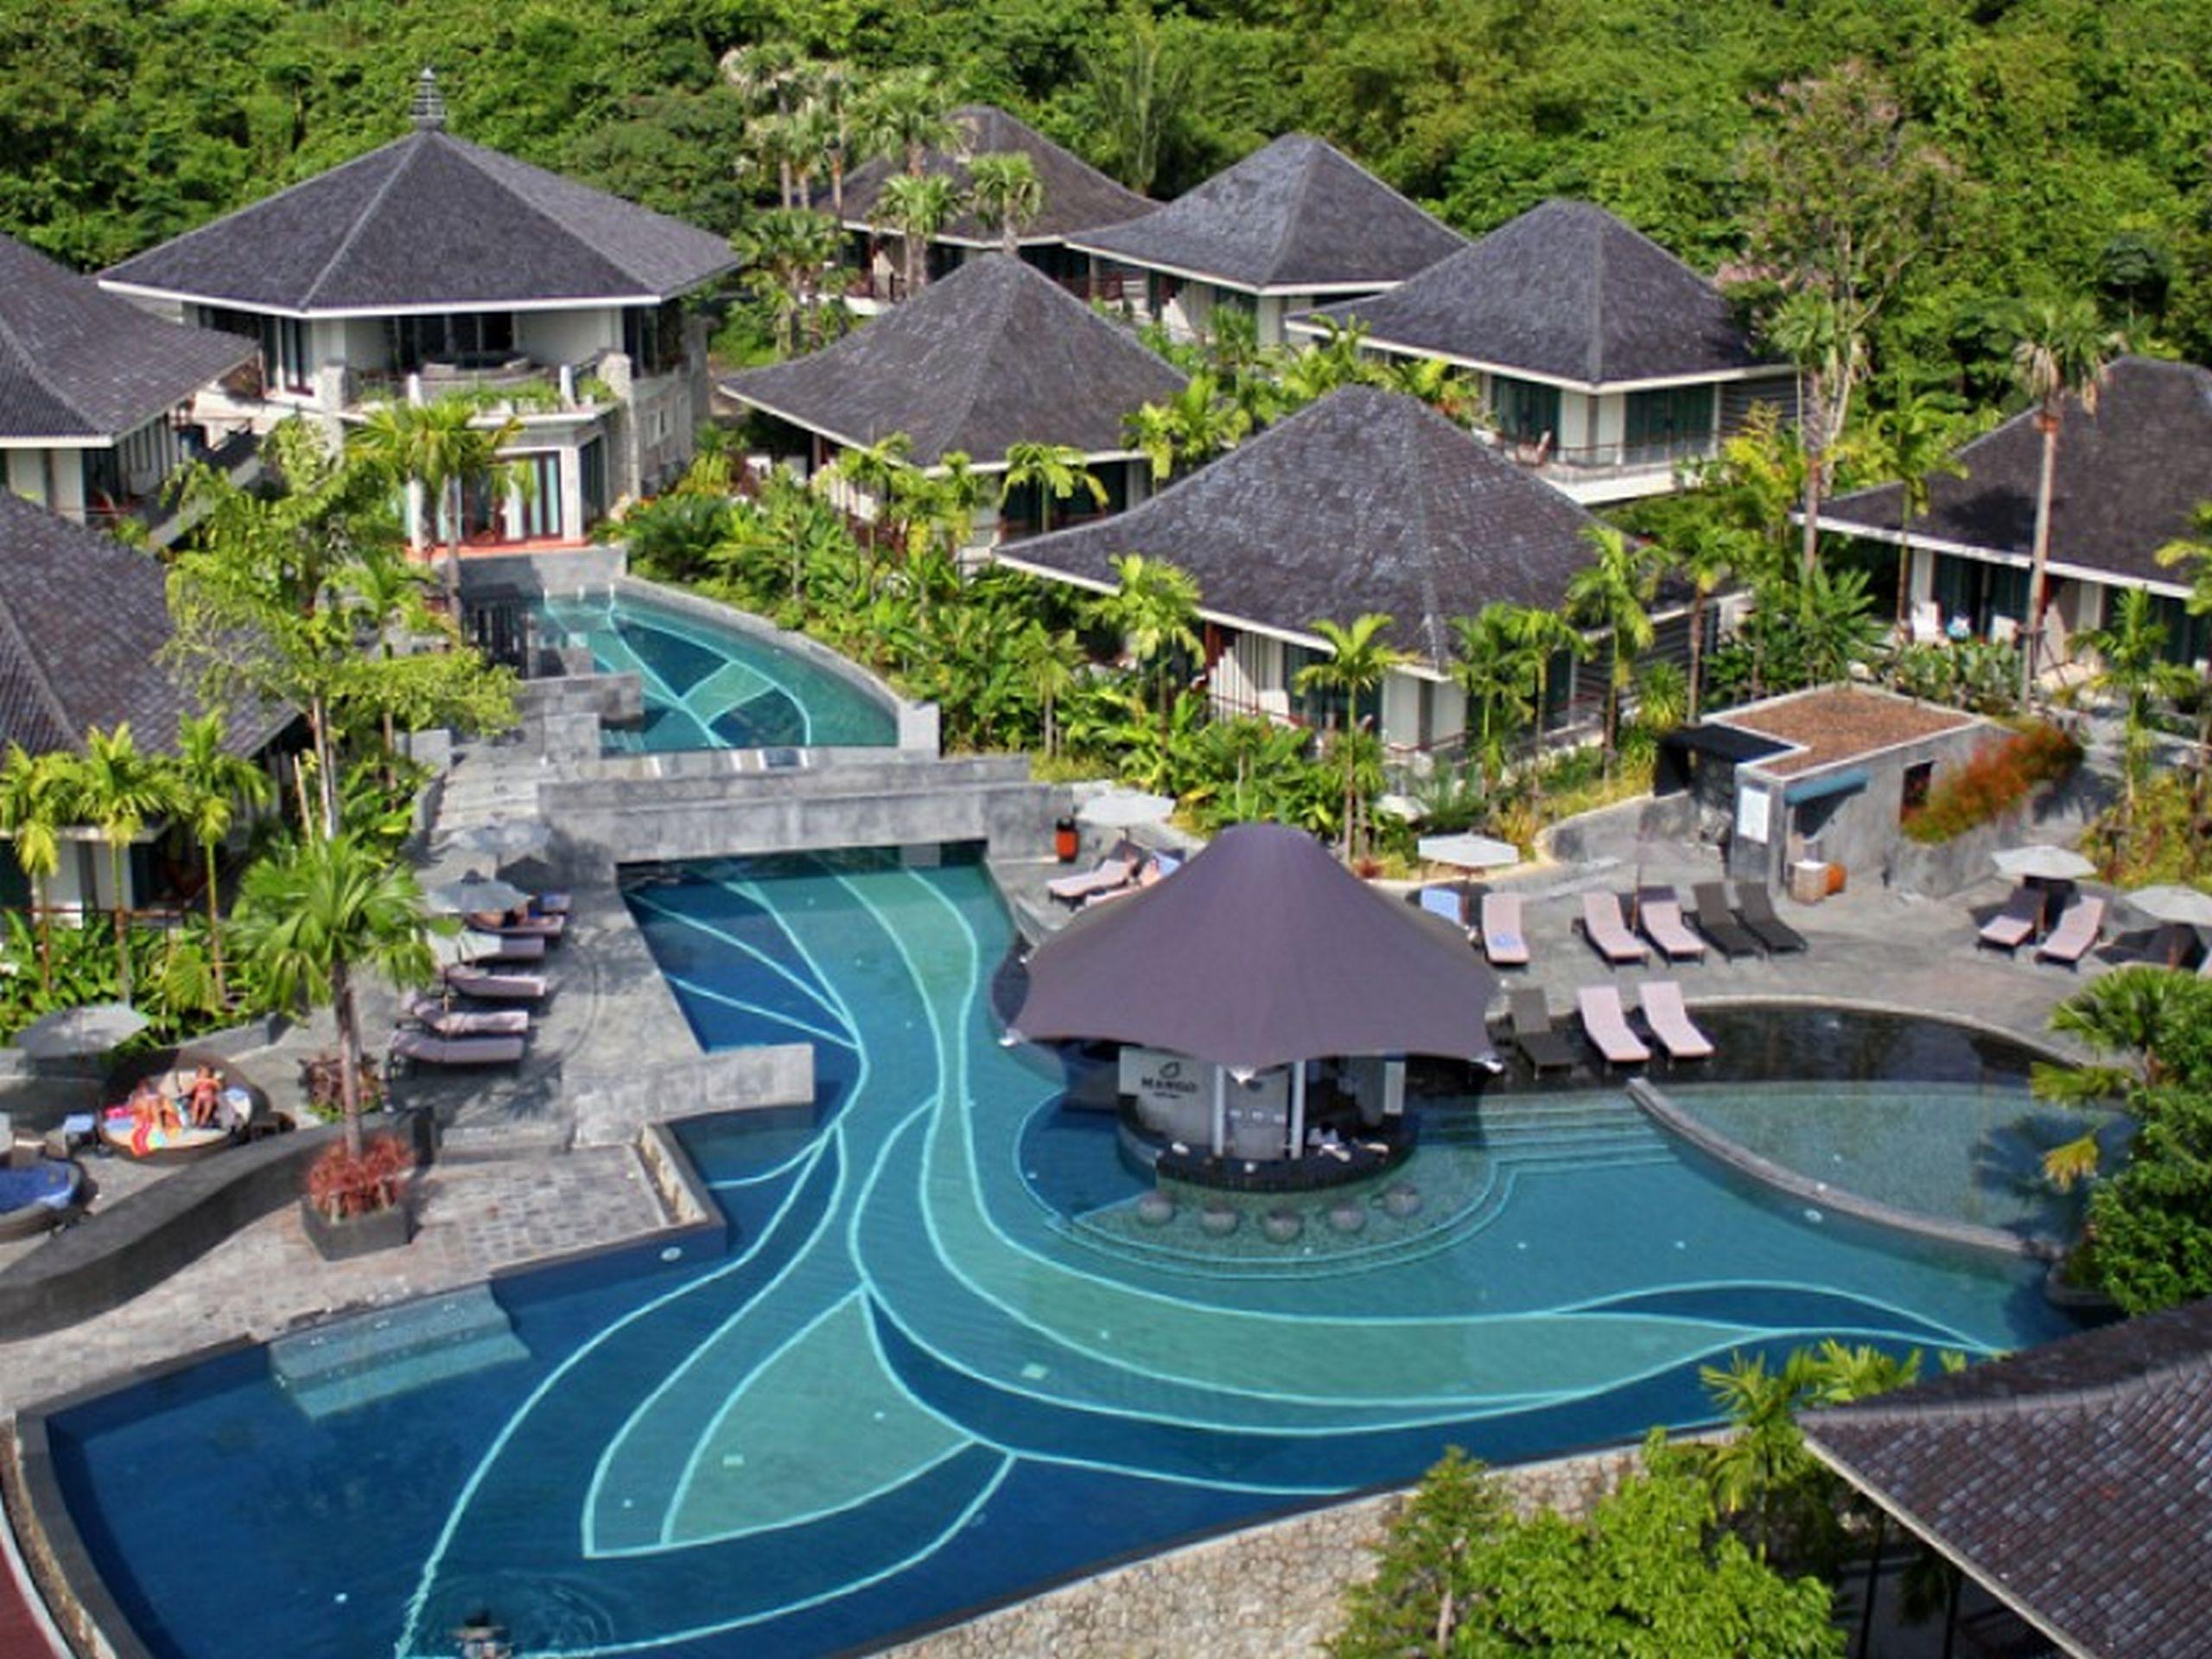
{"left": 1499, "top": 982, "right": 1716, "bottom": 1072}
{"left": 1048, "top": 843, "right": 1185, "bottom": 908}
{"left": 1978, "top": 886, "right": 2105, "bottom": 967}
{"left": 391, "top": 889, "right": 567, "bottom": 1071}
{"left": 1579, "top": 883, "right": 1806, "bottom": 967}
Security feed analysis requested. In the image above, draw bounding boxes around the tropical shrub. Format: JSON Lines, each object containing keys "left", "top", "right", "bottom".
{"left": 304, "top": 1135, "right": 413, "bottom": 1221}
{"left": 1902, "top": 721, "right": 2081, "bottom": 843}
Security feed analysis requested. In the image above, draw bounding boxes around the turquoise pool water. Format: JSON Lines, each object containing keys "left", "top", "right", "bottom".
{"left": 536, "top": 588, "right": 898, "bottom": 753}
{"left": 45, "top": 851, "right": 2090, "bottom": 1658}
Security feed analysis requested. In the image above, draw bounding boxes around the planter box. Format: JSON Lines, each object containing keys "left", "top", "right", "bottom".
{"left": 298, "top": 1195, "right": 412, "bottom": 1262}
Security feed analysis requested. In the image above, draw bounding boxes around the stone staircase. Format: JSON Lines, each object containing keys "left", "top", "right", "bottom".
{"left": 1426, "top": 1091, "right": 1675, "bottom": 1171}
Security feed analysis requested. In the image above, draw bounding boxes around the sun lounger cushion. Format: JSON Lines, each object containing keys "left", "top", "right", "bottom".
{"left": 1639, "top": 981, "right": 1713, "bottom": 1060}
{"left": 1480, "top": 893, "right": 1529, "bottom": 967}
{"left": 1735, "top": 883, "right": 1808, "bottom": 953}
{"left": 1419, "top": 887, "right": 1467, "bottom": 929}
{"left": 391, "top": 1030, "right": 526, "bottom": 1067}
{"left": 1690, "top": 883, "right": 1763, "bottom": 959}
{"left": 1047, "top": 855, "right": 1135, "bottom": 903}
{"left": 1978, "top": 887, "right": 2044, "bottom": 951}
{"left": 1576, "top": 986, "right": 1650, "bottom": 1065}
{"left": 1637, "top": 890, "right": 1707, "bottom": 962}
{"left": 1580, "top": 892, "right": 1650, "bottom": 964}
{"left": 2037, "top": 896, "right": 2105, "bottom": 966}
{"left": 442, "top": 967, "right": 549, "bottom": 1001}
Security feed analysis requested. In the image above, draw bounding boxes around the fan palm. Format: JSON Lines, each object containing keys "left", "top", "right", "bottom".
{"left": 1865, "top": 380, "right": 1967, "bottom": 623}
{"left": 64, "top": 724, "right": 181, "bottom": 997}
{"left": 349, "top": 395, "right": 525, "bottom": 614}
{"left": 873, "top": 171, "right": 963, "bottom": 298}
{"left": 719, "top": 41, "right": 811, "bottom": 207}
{"left": 1566, "top": 528, "right": 1658, "bottom": 772}
{"left": 967, "top": 152, "right": 1044, "bottom": 258}
{"left": 1094, "top": 553, "right": 1202, "bottom": 722}
{"left": 1000, "top": 442, "right": 1105, "bottom": 538}
{"left": 0, "top": 743, "right": 68, "bottom": 992}
{"left": 171, "top": 712, "right": 274, "bottom": 1005}
{"left": 1296, "top": 613, "right": 1408, "bottom": 861}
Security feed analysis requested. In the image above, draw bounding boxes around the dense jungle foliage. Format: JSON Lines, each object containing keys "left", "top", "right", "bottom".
{"left": 5, "top": 0, "right": 2209, "bottom": 397}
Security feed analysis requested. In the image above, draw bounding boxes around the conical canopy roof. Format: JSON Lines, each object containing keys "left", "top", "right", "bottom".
{"left": 1012, "top": 821, "right": 1500, "bottom": 1073}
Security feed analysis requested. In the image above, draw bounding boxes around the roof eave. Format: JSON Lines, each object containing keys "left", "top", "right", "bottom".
{"left": 1803, "top": 514, "right": 2193, "bottom": 600}
{"left": 97, "top": 278, "right": 731, "bottom": 321}
{"left": 1283, "top": 321, "right": 1780, "bottom": 393}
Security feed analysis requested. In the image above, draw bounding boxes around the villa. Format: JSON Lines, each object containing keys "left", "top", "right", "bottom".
{"left": 98, "top": 71, "right": 737, "bottom": 552}
{"left": 832, "top": 104, "right": 1152, "bottom": 303}
{"left": 1065, "top": 133, "right": 1467, "bottom": 347}
{"left": 0, "top": 232, "right": 256, "bottom": 546}
{"left": 996, "top": 384, "right": 1651, "bottom": 753}
{"left": 1814, "top": 355, "right": 2212, "bottom": 669}
{"left": 723, "top": 254, "right": 1186, "bottom": 540}
{"left": 1292, "top": 200, "right": 1797, "bottom": 504}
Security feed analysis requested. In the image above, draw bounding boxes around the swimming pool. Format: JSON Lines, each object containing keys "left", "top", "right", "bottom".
{"left": 43, "top": 852, "right": 2091, "bottom": 1658}
{"left": 536, "top": 588, "right": 899, "bottom": 753}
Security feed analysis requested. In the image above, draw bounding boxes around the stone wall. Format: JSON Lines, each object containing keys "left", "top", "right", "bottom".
{"left": 890, "top": 1443, "right": 1649, "bottom": 1659}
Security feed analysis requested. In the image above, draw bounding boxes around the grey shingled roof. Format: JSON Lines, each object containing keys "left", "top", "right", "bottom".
{"left": 1068, "top": 134, "right": 1465, "bottom": 293}
{"left": 721, "top": 254, "right": 1185, "bottom": 467}
{"left": 833, "top": 105, "right": 1152, "bottom": 245}
{"left": 0, "top": 492, "right": 277, "bottom": 758}
{"left": 1298, "top": 200, "right": 1770, "bottom": 386}
{"left": 1805, "top": 1296, "right": 2212, "bottom": 1659}
{"left": 0, "top": 233, "right": 252, "bottom": 443}
{"left": 102, "top": 130, "right": 736, "bottom": 314}
{"left": 1818, "top": 357, "right": 2212, "bottom": 588}
{"left": 1000, "top": 385, "right": 1607, "bottom": 663}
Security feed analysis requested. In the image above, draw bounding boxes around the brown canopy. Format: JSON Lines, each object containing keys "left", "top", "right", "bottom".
{"left": 1011, "top": 822, "right": 1501, "bottom": 1074}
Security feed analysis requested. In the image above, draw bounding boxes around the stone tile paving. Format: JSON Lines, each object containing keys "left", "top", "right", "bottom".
{"left": 0, "top": 1146, "right": 668, "bottom": 1417}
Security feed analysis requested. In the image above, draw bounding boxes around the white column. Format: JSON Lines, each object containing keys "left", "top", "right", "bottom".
{"left": 1211, "top": 1065, "right": 1227, "bottom": 1158}
{"left": 1287, "top": 1064, "right": 1307, "bottom": 1159}
{"left": 1384, "top": 1058, "right": 1406, "bottom": 1118}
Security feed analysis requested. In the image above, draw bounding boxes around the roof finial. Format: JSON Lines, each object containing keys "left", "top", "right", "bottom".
{"left": 410, "top": 67, "right": 447, "bottom": 131}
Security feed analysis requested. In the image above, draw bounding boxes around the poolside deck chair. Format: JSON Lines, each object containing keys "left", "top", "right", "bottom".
{"left": 1691, "top": 883, "right": 1763, "bottom": 960}
{"left": 404, "top": 995, "right": 530, "bottom": 1038}
{"left": 1638, "top": 981, "right": 1714, "bottom": 1061}
{"left": 1977, "top": 887, "right": 2044, "bottom": 953}
{"left": 2037, "top": 896, "right": 2106, "bottom": 968}
{"left": 475, "top": 912, "right": 566, "bottom": 941}
{"left": 531, "top": 890, "right": 572, "bottom": 916}
{"left": 1734, "top": 882, "right": 1808, "bottom": 954}
{"left": 1506, "top": 988, "right": 1575, "bottom": 1073}
{"left": 1579, "top": 891, "right": 1650, "bottom": 965}
{"left": 1046, "top": 853, "right": 1136, "bottom": 905}
{"left": 442, "top": 967, "right": 549, "bottom": 1002}
{"left": 456, "top": 929, "right": 545, "bottom": 964}
{"left": 1576, "top": 985, "right": 1651, "bottom": 1068}
{"left": 1418, "top": 885, "right": 1471, "bottom": 936}
{"left": 1480, "top": 892, "right": 1530, "bottom": 968}
{"left": 389, "top": 1029, "right": 525, "bottom": 1071}
{"left": 1637, "top": 887, "right": 1707, "bottom": 963}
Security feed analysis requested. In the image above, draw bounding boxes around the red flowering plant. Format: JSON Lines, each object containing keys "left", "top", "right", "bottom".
{"left": 305, "top": 1135, "right": 414, "bottom": 1221}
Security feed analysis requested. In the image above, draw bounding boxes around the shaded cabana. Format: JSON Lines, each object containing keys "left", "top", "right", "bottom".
{"left": 1010, "top": 823, "right": 1500, "bottom": 1176}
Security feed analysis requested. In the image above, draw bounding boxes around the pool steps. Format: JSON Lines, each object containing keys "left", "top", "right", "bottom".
{"left": 270, "top": 1283, "right": 530, "bottom": 1421}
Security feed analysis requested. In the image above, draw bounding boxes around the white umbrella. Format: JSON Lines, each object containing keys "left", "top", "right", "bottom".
{"left": 451, "top": 820, "right": 552, "bottom": 864}
{"left": 16, "top": 1001, "right": 149, "bottom": 1059}
{"left": 424, "top": 875, "right": 531, "bottom": 916}
{"left": 1078, "top": 789, "right": 1175, "bottom": 828}
{"left": 431, "top": 929, "right": 511, "bottom": 969}
{"left": 1375, "top": 793, "right": 1426, "bottom": 823}
{"left": 1416, "top": 832, "right": 1522, "bottom": 872}
{"left": 1993, "top": 844, "right": 2095, "bottom": 881}
{"left": 2126, "top": 884, "right": 2212, "bottom": 928}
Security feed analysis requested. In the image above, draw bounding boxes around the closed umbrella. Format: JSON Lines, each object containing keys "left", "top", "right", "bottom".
{"left": 1077, "top": 789, "right": 1175, "bottom": 829}
{"left": 424, "top": 876, "right": 531, "bottom": 917}
{"left": 16, "top": 1001, "right": 149, "bottom": 1059}
{"left": 1992, "top": 845, "right": 2094, "bottom": 881}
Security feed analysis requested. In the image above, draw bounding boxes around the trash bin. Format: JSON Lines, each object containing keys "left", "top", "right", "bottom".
{"left": 1053, "top": 816, "right": 1080, "bottom": 863}
{"left": 1789, "top": 860, "right": 1827, "bottom": 905}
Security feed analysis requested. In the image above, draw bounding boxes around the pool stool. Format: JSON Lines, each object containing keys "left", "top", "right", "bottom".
{"left": 1136, "top": 1191, "right": 1176, "bottom": 1226}
{"left": 1326, "top": 1201, "right": 1368, "bottom": 1234}
{"left": 1262, "top": 1209, "right": 1303, "bottom": 1243}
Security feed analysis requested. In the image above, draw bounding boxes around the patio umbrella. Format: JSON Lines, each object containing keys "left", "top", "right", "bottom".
{"left": 1416, "top": 833, "right": 1521, "bottom": 872}
{"left": 2125, "top": 884, "right": 2212, "bottom": 928}
{"left": 423, "top": 875, "right": 531, "bottom": 917}
{"left": 1077, "top": 789, "right": 1175, "bottom": 829}
{"left": 451, "top": 820, "right": 553, "bottom": 865}
{"left": 431, "top": 929, "right": 509, "bottom": 969}
{"left": 1992, "top": 845, "right": 2095, "bottom": 882}
{"left": 16, "top": 1001, "right": 149, "bottom": 1059}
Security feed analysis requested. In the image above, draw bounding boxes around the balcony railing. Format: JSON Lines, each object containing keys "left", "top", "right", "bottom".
{"left": 349, "top": 355, "right": 615, "bottom": 416}
{"left": 1490, "top": 431, "right": 1719, "bottom": 482}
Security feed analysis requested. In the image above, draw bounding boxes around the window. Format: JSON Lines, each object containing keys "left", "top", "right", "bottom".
{"left": 622, "top": 302, "right": 684, "bottom": 377}
{"left": 1490, "top": 375, "right": 1560, "bottom": 448}
{"left": 203, "top": 307, "right": 311, "bottom": 394}
{"left": 578, "top": 438, "right": 608, "bottom": 525}
{"left": 389, "top": 312, "right": 517, "bottom": 372}
{"left": 1623, "top": 385, "right": 1715, "bottom": 462}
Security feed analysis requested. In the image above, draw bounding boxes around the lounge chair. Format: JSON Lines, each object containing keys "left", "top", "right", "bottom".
{"left": 1576, "top": 985, "right": 1651, "bottom": 1068}
{"left": 531, "top": 891, "right": 572, "bottom": 916}
{"left": 1638, "top": 981, "right": 1714, "bottom": 1061}
{"left": 1154, "top": 850, "right": 1184, "bottom": 876}
{"left": 478, "top": 912, "right": 566, "bottom": 941}
{"left": 1480, "top": 892, "right": 1530, "bottom": 968}
{"left": 1418, "top": 886, "right": 1471, "bottom": 936}
{"left": 1977, "top": 887, "right": 2044, "bottom": 953}
{"left": 389, "top": 1030, "right": 526, "bottom": 1071}
{"left": 2037, "top": 896, "right": 2106, "bottom": 968}
{"left": 1735, "top": 883, "right": 1808, "bottom": 954}
{"left": 1506, "top": 988, "right": 1575, "bottom": 1073}
{"left": 454, "top": 929, "right": 546, "bottom": 964}
{"left": 1047, "top": 853, "right": 1135, "bottom": 905}
{"left": 1691, "top": 883, "right": 1763, "bottom": 960}
{"left": 404, "top": 995, "right": 530, "bottom": 1038}
{"left": 1637, "top": 887, "right": 1707, "bottom": 963}
{"left": 1909, "top": 600, "right": 1944, "bottom": 645}
{"left": 442, "top": 966, "right": 549, "bottom": 1002}
{"left": 1579, "top": 891, "right": 1650, "bottom": 965}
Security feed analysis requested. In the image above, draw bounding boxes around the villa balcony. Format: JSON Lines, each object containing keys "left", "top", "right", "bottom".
{"left": 347, "top": 354, "right": 618, "bottom": 421}
{"left": 1491, "top": 430, "right": 1718, "bottom": 505}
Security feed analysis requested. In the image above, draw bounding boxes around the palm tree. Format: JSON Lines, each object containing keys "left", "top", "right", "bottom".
{"left": 817, "top": 433, "right": 912, "bottom": 574}
{"left": 349, "top": 395, "right": 525, "bottom": 613}
{"left": 967, "top": 152, "right": 1044, "bottom": 258}
{"left": 2012, "top": 297, "right": 2122, "bottom": 703}
{"left": 807, "top": 60, "right": 862, "bottom": 221}
{"left": 1865, "top": 380, "right": 1967, "bottom": 624}
{"left": 1077, "top": 9, "right": 1193, "bottom": 194}
{"left": 999, "top": 442, "right": 1105, "bottom": 538}
{"left": 0, "top": 743, "right": 68, "bottom": 991}
{"left": 2038, "top": 963, "right": 2201, "bottom": 1103}
{"left": 67, "top": 723, "right": 179, "bottom": 997}
{"left": 1764, "top": 288, "right": 1853, "bottom": 580}
{"left": 719, "top": 41, "right": 811, "bottom": 207}
{"left": 2155, "top": 502, "right": 2212, "bottom": 803}
{"left": 873, "top": 171, "right": 963, "bottom": 298}
{"left": 1020, "top": 626, "right": 1084, "bottom": 760}
{"left": 170, "top": 713, "right": 274, "bottom": 1005}
{"left": 232, "top": 832, "right": 437, "bottom": 1157}
{"left": 1666, "top": 522, "right": 1750, "bottom": 721}
{"left": 1295, "top": 613, "right": 1408, "bottom": 861}
{"left": 1503, "top": 606, "right": 1591, "bottom": 811}
{"left": 1565, "top": 527, "right": 1657, "bottom": 772}
{"left": 1094, "top": 552, "right": 1202, "bottom": 722}
{"left": 865, "top": 69, "right": 963, "bottom": 179}
{"left": 1449, "top": 605, "right": 1538, "bottom": 787}
{"left": 1121, "top": 372, "right": 1249, "bottom": 482}
{"left": 739, "top": 207, "right": 844, "bottom": 353}
{"left": 2077, "top": 587, "right": 2192, "bottom": 832}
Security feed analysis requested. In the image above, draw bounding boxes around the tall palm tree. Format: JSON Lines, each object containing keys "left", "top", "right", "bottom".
{"left": 873, "top": 171, "right": 963, "bottom": 298}
{"left": 719, "top": 41, "right": 812, "bottom": 208}
{"left": 1764, "top": 288, "right": 1853, "bottom": 581}
{"left": 817, "top": 432, "right": 912, "bottom": 575}
{"left": 1295, "top": 613, "right": 1408, "bottom": 861}
{"left": 1865, "top": 380, "right": 1967, "bottom": 623}
{"left": 1667, "top": 523, "right": 1749, "bottom": 721}
{"left": 232, "top": 832, "right": 438, "bottom": 1157}
{"left": 1566, "top": 528, "right": 1657, "bottom": 772}
{"left": 739, "top": 207, "right": 843, "bottom": 353}
{"left": 170, "top": 712, "right": 274, "bottom": 1005}
{"left": 349, "top": 395, "right": 525, "bottom": 613}
{"left": 1095, "top": 552, "right": 1202, "bottom": 722}
{"left": 999, "top": 442, "right": 1105, "bottom": 538}
{"left": 967, "top": 152, "right": 1044, "bottom": 258}
{"left": 2155, "top": 501, "right": 2212, "bottom": 804}
{"left": 808, "top": 60, "right": 862, "bottom": 221}
{"left": 1503, "top": 606, "right": 1591, "bottom": 810}
{"left": 2012, "top": 297, "right": 2122, "bottom": 703}
{"left": 0, "top": 743, "right": 68, "bottom": 992}
{"left": 67, "top": 723, "right": 179, "bottom": 997}
{"left": 1020, "top": 626, "right": 1083, "bottom": 760}
{"left": 1449, "top": 604, "right": 1537, "bottom": 786}
{"left": 2077, "top": 587, "right": 2192, "bottom": 833}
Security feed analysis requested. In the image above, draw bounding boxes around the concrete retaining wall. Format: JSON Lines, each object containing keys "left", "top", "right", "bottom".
{"left": 1890, "top": 800, "right": 2035, "bottom": 899}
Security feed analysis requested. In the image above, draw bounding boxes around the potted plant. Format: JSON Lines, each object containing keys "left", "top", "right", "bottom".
{"left": 300, "top": 1134, "right": 415, "bottom": 1260}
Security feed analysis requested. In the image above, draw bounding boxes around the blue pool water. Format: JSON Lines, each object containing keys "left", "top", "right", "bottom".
{"left": 536, "top": 588, "right": 898, "bottom": 753}
{"left": 46, "top": 851, "right": 2090, "bottom": 1658}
